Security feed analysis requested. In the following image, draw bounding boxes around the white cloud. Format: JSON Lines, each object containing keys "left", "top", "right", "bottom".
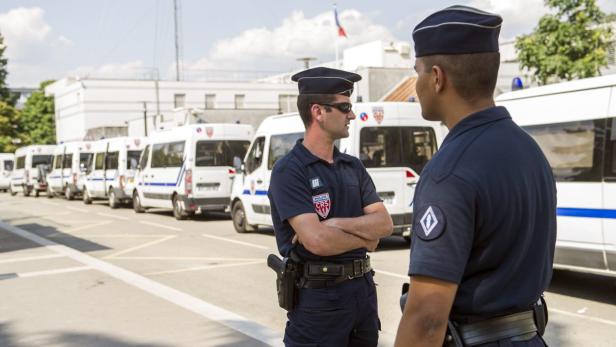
{"left": 468, "top": 0, "right": 549, "bottom": 40}
{"left": 183, "top": 9, "right": 397, "bottom": 72}
{"left": 68, "top": 60, "right": 151, "bottom": 79}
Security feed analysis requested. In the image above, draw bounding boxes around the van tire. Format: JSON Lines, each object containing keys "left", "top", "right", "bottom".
{"left": 65, "top": 185, "right": 74, "bottom": 200}
{"left": 108, "top": 189, "right": 118, "bottom": 209}
{"left": 172, "top": 195, "right": 187, "bottom": 220}
{"left": 232, "top": 201, "right": 253, "bottom": 233}
{"left": 47, "top": 186, "right": 54, "bottom": 198}
{"left": 83, "top": 188, "right": 92, "bottom": 205}
{"left": 23, "top": 187, "right": 30, "bottom": 197}
{"left": 133, "top": 191, "right": 145, "bottom": 213}
{"left": 9, "top": 186, "right": 16, "bottom": 196}
{"left": 34, "top": 189, "right": 40, "bottom": 198}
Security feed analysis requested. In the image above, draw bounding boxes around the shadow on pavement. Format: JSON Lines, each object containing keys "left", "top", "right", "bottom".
{"left": 12, "top": 223, "right": 111, "bottom": 253}
{"left": 542, "top": 318, "right": 565, "bottom": 346}
{"left": 547, "top": 269, "right": 616, "bottom": 305}
{"left": 0, "top": 227, "right": 42, "bottom": 253}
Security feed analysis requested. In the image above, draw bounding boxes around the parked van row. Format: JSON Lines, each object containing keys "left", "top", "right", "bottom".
{"left": 10, "top": 145, "right": 55, "bottom": 197}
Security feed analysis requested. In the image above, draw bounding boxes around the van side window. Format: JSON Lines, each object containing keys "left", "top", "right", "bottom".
{"left": 245, "top": 137, "right": 265, "bottom": 174}
{"left": 4, "top": 160, "right": 13, "bottom": 171}
{"left": 151, "top": 141, "right": 185, "bottom": 168}
{"left": 80, "top": 153, "right": 92, "bottom": 170}
{"left": 16, "top": 156, "right": 25, "bottom": 169}
{"left": 359, "top": 126, "right": 437, "bottom": 174}
{"left": 106, "top": 151, "right": 119, "bottom": 170}
{"left": 604, "top": 117, "right": 616, "bottom": 180}
{"left": 127, "top": 150, "right": 142, "bottom": 170}
{"left": 268, "top": 133, "right": 303, "bottom": 169}
{"left": 54, "top": 155, "right": 63, "bottom": 169}
{"left": 95, "top": 153, "right": 105, "bottom": 170}
{"left": 195, "top": 141, "right": 250, "bottom": 167}
{"left": 63, "top": 154, "right": 73, "bottom": 168}
{"left": 140, "top": 145, "right": 150, "bottom": 169}
{"left": 32, "top": 155, "right": 53, "bottom": 168}
{"left": 523, "top": 119, "right": 605, "bottom": 182}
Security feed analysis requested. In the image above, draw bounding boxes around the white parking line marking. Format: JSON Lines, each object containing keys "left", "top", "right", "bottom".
{"left": 0, "top": 254, "right": 65, "bottom": 264}
{"left": 18, "top": 266, "right": 92, "bottom": 278}
{"left": 73, "top": 234, "right": 172, "bottom": 238}
{"left": 65, "top": 220, "right": 114, "bottom": 233}
{"left": 104, "top": 235, "right": 177, "bottom": 258}
{"left": 549, "top": 308, "right": 616, "bottom": 327}
{"left": 40, "top": 201, "right": 61, "bottom": 206}
{"left": 96, "top": 212, "right": 129, "bottom": 220}
{"left": 0, "top": 220, "right": 282, "bottom": 346}
{"left": 66, "top": 206, "right": 89, "bottom": 213}
{"left": 112, "top": 256, "right": 265, "bottom": 261}
{"left": 146, "top": 260, "right": 265, "bottom": 276}
{"left": 139, "top": 221, "right": 182, "bottom": 231}
{"left": 374, "top": 269, "right": 408, "bottom": 280}
{"left": 201, "top": 233, "right": 270, "bottom": 250}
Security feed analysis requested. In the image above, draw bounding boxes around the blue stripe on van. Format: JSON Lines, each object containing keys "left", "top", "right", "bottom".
{"left": 142, "top": 162, "right": 186, "bottom": 188}
{"left": 242, "top": 189, "right": 268, "bottom": 196}
{"left": 557, "top": 208, "right": 616, "bottom": 219}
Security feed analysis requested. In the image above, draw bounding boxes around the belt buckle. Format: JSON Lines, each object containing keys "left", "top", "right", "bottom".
{"left": 352, "top": 259, "right": 363, "bottom": 278}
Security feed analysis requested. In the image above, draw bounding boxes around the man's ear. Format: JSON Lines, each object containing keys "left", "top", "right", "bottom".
{"left": 312, "top": 104, "right": 324, "bottom": 123}
{"left": 432, "top": 65, "right": 446, "bottom": 94}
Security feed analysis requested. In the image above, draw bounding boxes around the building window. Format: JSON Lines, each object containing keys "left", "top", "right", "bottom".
{"left": 278, "top": 94, "right": 298, "bottom": 113}
{"left": 234, "top": 94, "right": 245, "bottom": 109}
{"left": 205, "top": 94, "right": 216, "bottom": 109}
{"left": 174, "top": 93, "right": 186, "bottom": 108}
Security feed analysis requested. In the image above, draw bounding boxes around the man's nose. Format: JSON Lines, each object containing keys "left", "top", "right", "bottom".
{"left": 348, "top": 110, "right": 356, "bottom": 120}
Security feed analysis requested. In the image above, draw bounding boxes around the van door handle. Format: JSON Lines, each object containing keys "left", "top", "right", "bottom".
{"left": 256, "top": 179, "right": 263, "bottom": 184}
{"left": 407, "top": 182, "right": 417, "bottom": 187}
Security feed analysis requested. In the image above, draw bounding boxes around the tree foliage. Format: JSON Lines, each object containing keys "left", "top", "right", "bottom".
{"left": 0, "top": 32, "right": 15, "bottom": 105}
{"left": 515, "top": 0, "right": 614, "bottom": 84}
{"left": 20, "top": 80, "right": 56, "bottom": 145}
{"left": 0, "top": 101, "right": 22, "bottom": 152}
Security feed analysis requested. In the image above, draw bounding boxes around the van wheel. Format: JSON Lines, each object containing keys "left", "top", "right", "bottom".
{"left": 232, "top": 201, "right": 252, "bottom": 233}
{"left": 108, "top": 189, "right": 118, "bottom": 209}
{"left": 404, "top": 236, "right": 411, "bottom": 244}
{"left": 34, "top": 189, "right": 40, "bottom": 198}
{"left": 133, "top": 191, "right": 145, "bottom": 213}
{"left": 47, "top": 185, "right": 54, "bottom": 198}
{"left": 172, "top": 195, "right": 187, "bottom": 220}
{"left": 83, "top": 188, "right": 92, "bottom": 205}
{"left": 23, "top": 186, "right": 30, "bottom": 197}
{"left": 65, "top": 185, "right": 73, "bottom": 200}
{"left": 9, "top": 186, "right": 16, "bottom": 196}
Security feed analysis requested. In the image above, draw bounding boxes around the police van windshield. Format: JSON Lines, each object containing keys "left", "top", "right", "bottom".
{"left": 4, "top": 160, "right": 13, "bottom": 171}
{"left": 195, "top": 140, "right": 250, "bottom": 167}
{"left": 32, "top": 155, "right": 53, "bottom": 168}
{"left": 268, "top": 132, "right": 303, "bottom": 170}
{"left": 359, "top": 127, "right": 437, "bottom": 174}
{"left": 127, "top": 150, "right": 142, "bottom": 170}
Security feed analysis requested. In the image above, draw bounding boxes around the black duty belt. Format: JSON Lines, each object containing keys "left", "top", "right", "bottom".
{"left": 448, "top": 310, "right": 538, "bottom": 346}
{"left": 299, "top": 256, "right": 372, "bottom": 289}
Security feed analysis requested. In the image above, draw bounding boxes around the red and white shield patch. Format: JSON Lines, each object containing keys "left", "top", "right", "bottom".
{"left": 206, "top": 127, "right": 214, "bottom": 138}
{"left": 312, "top": 193, "right": 331, "bottom": 219}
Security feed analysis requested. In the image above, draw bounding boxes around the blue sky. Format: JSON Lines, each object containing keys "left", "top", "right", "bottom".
{"left": 1, "top": 0, "right": 615, "bottom": 87}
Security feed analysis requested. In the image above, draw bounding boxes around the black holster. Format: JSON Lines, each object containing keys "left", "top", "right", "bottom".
{"left": 533, "top": 295, "right": 548, "bottom": 336}
{"left": 267, "top": 254, "right": 299, "bottom": 311}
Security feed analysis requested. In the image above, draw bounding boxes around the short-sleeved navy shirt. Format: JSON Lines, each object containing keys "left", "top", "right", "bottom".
{"left": 268, "top": 140, "right": 381, "bottom": 262}
{"left": 408, "top": 106, "right": 557, "bottom": 319}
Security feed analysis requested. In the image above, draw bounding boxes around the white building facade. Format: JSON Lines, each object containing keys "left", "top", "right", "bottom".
{"left": 45, "top": 78, "right": 298, "bottom": 143}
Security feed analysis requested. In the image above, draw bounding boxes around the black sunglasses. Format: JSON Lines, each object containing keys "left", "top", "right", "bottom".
{"left": 318, "top": 102, "right": 353, "bottom": 114}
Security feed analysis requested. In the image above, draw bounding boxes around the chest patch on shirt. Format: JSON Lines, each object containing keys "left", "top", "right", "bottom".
{"left": 310, "top": 177, "right": 322, "bottom": 189}
{"left": 415, "top": 205, "right": 446, "bottom": 241}
{"left": 312, "top": 192, "right": 331, "bottom": 219}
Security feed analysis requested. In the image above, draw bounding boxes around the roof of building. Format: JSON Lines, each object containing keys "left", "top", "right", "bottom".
{"left": 381, "top": 76, "right": 418, "bottom": 102}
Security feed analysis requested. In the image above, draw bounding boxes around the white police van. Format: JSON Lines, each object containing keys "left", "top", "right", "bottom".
{"left": 230, "top": 102, "right": 446, "bottom": 237}
{"left": 82, "top": 137, "right": 145, "bottom": 208}
{"left": 496, "top": 74, "right": 616, "bottom": 276}
{"left": 133, "top": 124, "right": 253, "bottom": 219}
{"left": 10, "top": 145, "right": 55, "bottom": 197}
{"left": 47, "top": 141, "right": 93, "bottom": 199}
{"left": 0, "top": 153, "right": 14, "bottom": 192}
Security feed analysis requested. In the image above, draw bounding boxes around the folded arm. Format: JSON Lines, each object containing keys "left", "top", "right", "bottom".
{"left": 289, "top": 213, "right": 377, "bottom": 256}
{"left": 324, "top": 202, "right": 393, "bottom": 241}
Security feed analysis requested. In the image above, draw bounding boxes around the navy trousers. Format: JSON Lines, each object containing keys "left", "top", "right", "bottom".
{"left": 283, "top": 272, "right": 380, "bottom": 347}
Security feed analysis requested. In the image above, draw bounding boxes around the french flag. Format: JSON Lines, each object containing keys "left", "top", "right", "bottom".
{"left": 334, "top": 8, "right": 347, "bottom": 38}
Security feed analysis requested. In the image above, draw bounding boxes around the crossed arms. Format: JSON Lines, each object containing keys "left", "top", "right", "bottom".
{"left": 288, "top": 201, "right": 393, "bottom": 256}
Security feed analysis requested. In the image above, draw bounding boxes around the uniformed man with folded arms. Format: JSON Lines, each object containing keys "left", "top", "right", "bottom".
{"left": 268, "top": 66, "right": 393, "bottom": 346}
{"left": 395, "top": 5, "right": 556, "bottom": 347}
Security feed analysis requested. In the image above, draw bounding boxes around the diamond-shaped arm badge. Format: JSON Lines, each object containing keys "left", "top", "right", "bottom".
{"left": 414, "top": 205, "right": 446, "bottom": 241}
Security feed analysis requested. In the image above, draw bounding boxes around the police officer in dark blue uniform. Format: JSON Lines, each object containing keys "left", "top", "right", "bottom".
{"left": 395, "top": 5, "right": 556, "bottom": 347}
{"left": 268, "top": 67, "right": 394, "bottom": 346}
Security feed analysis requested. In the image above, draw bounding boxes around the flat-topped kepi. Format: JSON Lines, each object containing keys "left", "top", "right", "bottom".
{"left": 291, "top": 67, "right": 361, "bottom": 96}
{"left": 412, "top": 5, "right": 502, "bottom": 57}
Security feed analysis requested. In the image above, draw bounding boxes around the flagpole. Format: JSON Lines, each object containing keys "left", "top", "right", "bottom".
{"left": 334, "top": 3, "right": 339, "bottom": 68}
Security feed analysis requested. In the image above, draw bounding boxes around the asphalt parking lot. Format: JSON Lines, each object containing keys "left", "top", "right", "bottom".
{"left": 1, "top": 193, "right": 615, "bottom": 346}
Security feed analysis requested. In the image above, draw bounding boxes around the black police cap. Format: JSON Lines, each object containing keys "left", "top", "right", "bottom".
{"left": 291, "top": 67, "right": 362, "bottom": 97}
{"left": 412, "top": 5, "right": 502, "bottom": 57}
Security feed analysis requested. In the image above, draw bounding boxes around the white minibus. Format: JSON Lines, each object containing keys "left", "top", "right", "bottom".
{"left": 133, "top": 124, "right": 253, "bottom": 219}
{"left": 0, "top": 153, "right": 14, "bottom": 191}
{"left": 10, "top": 145, "right": 55, "bottom": 197}
{"left": 496, "top": 74, "right": 616, "bottom": 276}
{"left": 47, "top": 141, "right": 93, "bottom": 199}
{"left": 83, "top": 137, "right": 145, "bottom": 208}
{"left": 230, "top": 102, "right": 446, "bottom": 238}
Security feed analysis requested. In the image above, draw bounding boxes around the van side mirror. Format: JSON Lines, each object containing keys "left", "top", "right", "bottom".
{"left": 233, "top": 156, "right": 242, "bottom": 173}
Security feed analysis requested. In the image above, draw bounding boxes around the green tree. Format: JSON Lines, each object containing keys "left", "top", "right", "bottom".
{"left": 0, "top": 101, "right": 22, "bottom": 152}
{"left": 0, "top": 32, "right": 15, "bottom": 105}
{"left": 20, "top": 80, "right": 56, "bottom": 145}
{"left": 515, "top": 0, "right": 614, "bottom": 84}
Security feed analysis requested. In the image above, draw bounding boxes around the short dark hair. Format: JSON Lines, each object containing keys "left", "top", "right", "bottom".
{"left": 297, "top": 94, "right": 338, "bottom": 128}
{"left": 421, "top": 52, "right": 500, "bottom": 100}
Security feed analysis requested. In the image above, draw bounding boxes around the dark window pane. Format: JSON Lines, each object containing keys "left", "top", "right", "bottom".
{"left": 106, "top": 151, "right": 119, "bottom": 170}
{"left": 95, "top": 153, "right": 105, "bottom": 170}
{"left": 523, "top": 119, "right": 605, "bottom": 182}
{"left": 4, "top": 160, "right": 13, "bottom": 171}
{"left": 245, "top": 137, "right": 265, "bottom": 174}
{"left": 140, "top": 146, "right": 150, "bottom": 169}
{"left": 32, "top": 155, "right": 53, "bottom": 167}
{"left": 268, "top": 133, "right": 303, "bottom": 170}
{"left": 166, "top": 141, "right": 185, "bottom": 167}
{"left": 54, "top": 155, "right": 63, "bottom": 169}
{"left": 151, "top": 144, "right": 166, "bottom": 168}
{"left": 195, "top": 140, "right": 250, "bottom": 167}
{"left": 16, "top": 156, "right": 25, "bottom": 169}
{"left": 127, "top": 150, "right": 142, "bottom": 170}
{"left": 80, "top": 153, "right": 92, "bottom": 171}
{"left": 63, "top": 154, "right": 73, "bottom": 168}
{"left": 604, "top": 118, "right": 616, "bottom": 179}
